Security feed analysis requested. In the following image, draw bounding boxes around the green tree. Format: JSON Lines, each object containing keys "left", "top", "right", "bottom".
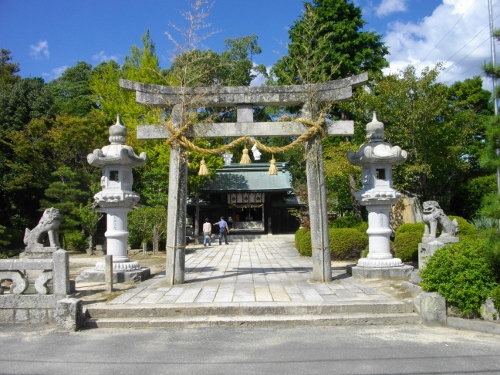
{"left": 47, "top": 61, "right": 96, "bottom": 117}
{"left": 0, "top": 49, "right": 20, "bottom": 85}
{"left": 271, "top": 0, "right": 388, "bottom": 85}
{"left": 351, "top": 65, "right": 488, "bottom": 207}
{"left": 40, "top": 166, "right": 91, "bottom": 234}
{"left": 128, "top": 205, "right": 167, "bottom": 254}
{"left": 75, "top": 201, "right": 103, "bottom": 254}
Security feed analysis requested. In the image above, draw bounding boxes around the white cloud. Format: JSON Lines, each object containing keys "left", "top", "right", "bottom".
{"left": 92, "top": 50, "right": 120, "bottom": 63}
{"left": 29, "top": 40, "right": 49, "bottom": 59}
{"left": 42, "top": 65, "right": 68, "bottom": 81}
{"left": 376, "top": 0, "right": 408, "bottom": 17}
{"left": 383, "top": 0, "right": 498, "bottom": 87}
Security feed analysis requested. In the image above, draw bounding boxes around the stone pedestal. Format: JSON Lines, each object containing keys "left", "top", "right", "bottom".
{"left": 103, "top": 207, "right": 132, "bottom": 263}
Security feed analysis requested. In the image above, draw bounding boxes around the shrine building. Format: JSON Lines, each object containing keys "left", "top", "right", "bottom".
{"left": 187, "top": 162, "right": 302, "bottom": 235}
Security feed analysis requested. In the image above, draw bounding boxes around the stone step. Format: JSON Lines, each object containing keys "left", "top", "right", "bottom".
{"left": 84, "top": 300, "right": 420, "bottom": 328}
{"left": 85, "top": 313, "right": 420, "bottom": 329}
{"left": 86, "top": 300, "right": 414, "bottom": 318}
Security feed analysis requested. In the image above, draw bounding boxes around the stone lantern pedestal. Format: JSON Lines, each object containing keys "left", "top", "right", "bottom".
{"left": 76, "top": 116, "right": 150, "bottom": 283}
{"left": 347, "top": 113, "right": 413, "bottom": 279}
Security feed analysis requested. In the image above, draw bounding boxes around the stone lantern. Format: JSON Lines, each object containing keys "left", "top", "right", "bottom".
{"left": 347, "top": 112, "right": 413, "bottom": 278}
{"left": 76, "top": 116, "right": 150, "bottom": 283}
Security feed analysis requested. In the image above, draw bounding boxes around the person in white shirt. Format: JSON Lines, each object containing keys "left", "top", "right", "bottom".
{"left": 202, "top": 218, "right": 212, "bottom": 246}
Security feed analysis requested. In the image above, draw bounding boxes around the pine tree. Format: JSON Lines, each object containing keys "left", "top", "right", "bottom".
{"left": 271, "top": 0, "right": 389, "bottom": 85}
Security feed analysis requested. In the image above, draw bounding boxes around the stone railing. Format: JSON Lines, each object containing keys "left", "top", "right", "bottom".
{"left": 0, "top": 249, "right": 82, "bottom": 330}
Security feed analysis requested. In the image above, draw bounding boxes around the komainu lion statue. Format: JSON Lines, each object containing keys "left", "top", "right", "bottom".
{"left": 24, "top": 207, "right": 62, "bottom": 249}
{"left": 422, "top": 201, "right": 458, "bottom": 240}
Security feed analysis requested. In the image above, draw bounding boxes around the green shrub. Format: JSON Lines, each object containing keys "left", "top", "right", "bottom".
{"left": 295, "top": 228, "right": 312, "bottom": 257}
{"left": 483, "top": 230, "right": 500, "bottom": 280}
{"left": 395, "top": 222, "right": 425, "bottom": 235}
{"left": 470, "top": 216, "right": 497, "bottom": 232}
{"left": 63, "top": 231, "right": 86, "bottom": 252}
{"left": 393, "top": 231, "right": 421, "bottom": 262}
{"left": 357, "top": 221, "right": 368, "bottom": 233}
{"left": 420, "top": 239, "right": 497, "bottom": 315}
{"left": 330, "top": 216, "right": 363, "bottom": 229}
{"left": 329, "top": 228, "right": 368, "bottom": 260}
{"left": 490, "top": 285, "right": 500, "bottom": 312}
{"left": 448, "top": 216, "right": 476, "bottom": 240}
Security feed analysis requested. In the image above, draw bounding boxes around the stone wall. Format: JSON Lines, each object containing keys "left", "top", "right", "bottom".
{"left": 0, "top": 250, "right": 82, "bottom": 330}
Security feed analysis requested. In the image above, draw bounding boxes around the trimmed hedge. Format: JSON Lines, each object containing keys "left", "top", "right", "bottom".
{"left": 420, "top": 239, "right": 497, "bottom": 315}
{"left": 393, "top": 223, "right": 424, "bottom": 262}
{"left": 294, "top": 227, "right": 368, "bottom": 260}
{"left": 295, "top": 228, "right": 312, "bottom": 257}
{"left": 329, "top": 228, "right": 368, "bottom": 260}
{"left": 393, "top": 231, "right": 421, "bottom": 262}
{"left": 448, "top": 216, "right": 477, "bottom": 240}
{"left": 396, "top": 222, "right": 425, "bottom": 235}
{"left": 330, "top": 216, "right": 363, "bottom": 229}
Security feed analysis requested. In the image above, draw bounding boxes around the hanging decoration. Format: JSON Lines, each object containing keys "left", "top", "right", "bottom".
{"left": 222, "top": 151, "right": 233, "bottom": 166}
{"left": 269, "top": 154, "right": 278, "bottom": 176}
{"left": 162, "top": 115, "right": 327, "bottom": 157}
{"left": 239, "top": 146, "right": 251, "bottom": 164}
{"left": 251, "top": 143, "right": 262, "bottom": 160}
{"left": 198, "top": 158, "right": 209, "bottom": 176}
{"left": 268, "top": 155, "right": 278, "bottom": 175}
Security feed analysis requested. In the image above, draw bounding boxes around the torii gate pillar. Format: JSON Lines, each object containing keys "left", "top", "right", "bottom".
{"left": 303, "top": 104, "right": 331, "bottom": 282}
{"left": 165, "top": 105, "right": 188, "bottom": 284}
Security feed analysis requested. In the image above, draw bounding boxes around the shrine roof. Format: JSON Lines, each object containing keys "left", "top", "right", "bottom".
{"left": 201, "top": 162, "right": 293, "bottom": 193}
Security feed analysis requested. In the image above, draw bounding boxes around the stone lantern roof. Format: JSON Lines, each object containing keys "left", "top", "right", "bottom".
{"left": 87, "top": 116, "right": 147, "bottom": 168}
{"left": 346, "top": 112, "right": 407, "bottom": 166}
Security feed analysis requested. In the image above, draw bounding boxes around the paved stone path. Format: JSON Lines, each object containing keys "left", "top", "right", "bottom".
{"left": 108, "top": 240, "right": 392, "bottom": 306}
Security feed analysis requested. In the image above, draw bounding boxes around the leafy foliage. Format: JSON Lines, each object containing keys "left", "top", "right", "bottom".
{"left": 0, "top": 49, "right": 20, "bottom": 85}
{"left": 420, "top": 239, "right": 497, "bottom": 315}
{"left": 47, "top": 61, "right": 96, "bottom": 117}
{"left": 350, "top": 66, "right": 489, "bottom": 208}
{"left": 128, "top": 205, "right": 167, "bottom": 250}
{"left": 490, "top": 285, "right": 500, "bottom": 312}
{"left": 393, "top": 232, "right": 421, "bottom": 262}
{"left": 271, "top": 0, "right": 388, "bottom": 85}
{"left": 329, "top": 228, "right": 367, "bottom": 260}
{"left": 329, "top": 215, "right": 362, "bottom": 229}
{"left": 295, "top": 227, "right": 312, "bottom": 256}
{"left": 448, "top": 216, "right": 476, "bottom": 240}
{"left": 449, "top": 174, "right": 497, "bottom": 220}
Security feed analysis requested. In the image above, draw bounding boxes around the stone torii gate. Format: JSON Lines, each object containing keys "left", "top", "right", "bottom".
{"left": 120, "top": 73, "right": 368, "bottom": 285}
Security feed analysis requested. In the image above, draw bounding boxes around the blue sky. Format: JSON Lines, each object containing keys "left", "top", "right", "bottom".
{"left": 0, "top": 0, "right": 498, "bottom": 90}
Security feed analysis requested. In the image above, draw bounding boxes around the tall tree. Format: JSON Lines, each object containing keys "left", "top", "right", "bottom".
{"left": 0, "top": 49, "right": 20, "bottom": 85}
{"left": 270, "top": 0, "right": 388, "bottom": 85}
{"left": 350, "top": 65, "right": 489, "bottom": 208}
{"left": 47, "top": 61, "right": 96, "bottom": 117}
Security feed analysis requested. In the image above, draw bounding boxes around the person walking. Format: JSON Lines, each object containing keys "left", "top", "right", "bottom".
{"left": 202, "top": 218, "right": 212, "bottom": 246}
{"left": 213, "top": 216, "right": 229, "bottom": 245}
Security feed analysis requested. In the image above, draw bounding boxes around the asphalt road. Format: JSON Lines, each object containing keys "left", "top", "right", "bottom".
{"left": 0, "top": 324, "right": 499, "bottom": 375}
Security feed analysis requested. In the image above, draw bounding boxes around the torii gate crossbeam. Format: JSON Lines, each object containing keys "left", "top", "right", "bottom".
{"left": 120, "top": 73, "right": 368, "bottom": 285}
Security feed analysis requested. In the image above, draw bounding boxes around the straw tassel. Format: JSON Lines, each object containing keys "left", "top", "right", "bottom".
{"left": 239, "top": 147, "right": 251, "bottom": 164}
{"left": 268, "top": 155, "right": 278, "bottom": 175}
{"left": 198, "top": 158, "right": 210, "bottom": 176}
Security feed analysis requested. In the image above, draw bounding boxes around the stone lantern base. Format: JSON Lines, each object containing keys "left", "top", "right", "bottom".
{"left": 347, "top": 264, "right": 414, "bottom": 279}
{"left": 75, "top": 264, "right": 150, "bottom": 283}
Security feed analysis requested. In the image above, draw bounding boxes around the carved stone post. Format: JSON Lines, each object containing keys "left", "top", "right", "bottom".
{"left": 303, "top": 103, "right": 331, "bottom": 282}
{"left": 166, "top": 105, "right": 188, "bottom": 285}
